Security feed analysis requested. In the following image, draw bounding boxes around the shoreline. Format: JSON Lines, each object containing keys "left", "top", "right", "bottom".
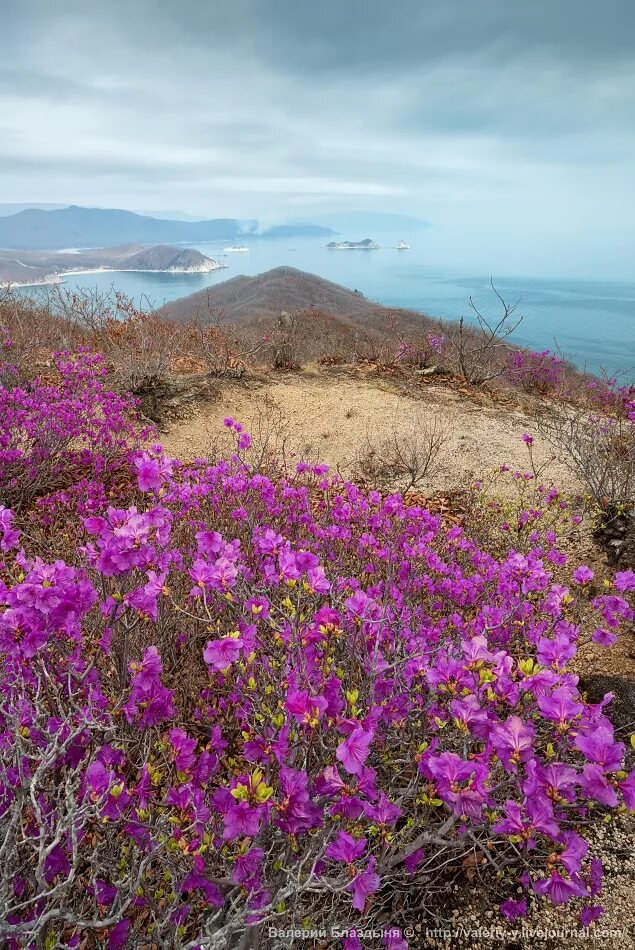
{"left": 1, "top": 262, "right": 229, "bottom": 289}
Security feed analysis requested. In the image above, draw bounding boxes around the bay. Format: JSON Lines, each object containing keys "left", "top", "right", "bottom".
{"left": 27, "top": 231, "right": 635, "bottom": 379}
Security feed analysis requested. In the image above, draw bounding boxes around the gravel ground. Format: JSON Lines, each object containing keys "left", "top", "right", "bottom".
{"left": 408, "top": 816, "right": 635, "bottom": 949}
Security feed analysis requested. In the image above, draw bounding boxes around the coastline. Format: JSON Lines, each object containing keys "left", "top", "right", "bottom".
{"left": 1, "top": 262, "right": 228, "bottom": 289}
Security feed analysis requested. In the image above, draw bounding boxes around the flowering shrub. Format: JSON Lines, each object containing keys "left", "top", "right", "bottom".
{"left": 506, "top": 349, "right": 567, "bottom": 395}
{"left": 1, "top": 399, "right": 635, "bottom": 949}
{"left": 0, "top": 348, "right": 147, "bottom": 510}
{"left": 585, "top": 377, "right": 635, "bottom": 416}
{"left": 394, "top": 332, "right": 446, "bottom": 370}
{"left": 538, "top": 392, "right": 635, "bottom": 515}
{"left": 465, "top": 452, "right": 586, "bottom": 559}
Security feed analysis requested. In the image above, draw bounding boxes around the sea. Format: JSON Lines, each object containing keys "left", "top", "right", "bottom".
{"left": 22, "top": 232, "right": 635, "bottom": 380}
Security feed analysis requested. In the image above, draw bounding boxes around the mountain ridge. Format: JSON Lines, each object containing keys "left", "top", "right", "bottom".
{"left": 0, "top": 205, "right": 335, "bottom": 250}
{"left": 0, "top": 206, "right": 250, "bottom": 250}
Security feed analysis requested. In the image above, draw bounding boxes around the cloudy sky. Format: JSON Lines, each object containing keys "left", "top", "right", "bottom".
{"left": 1, "top": 0, "right": 634, "bottom": 277}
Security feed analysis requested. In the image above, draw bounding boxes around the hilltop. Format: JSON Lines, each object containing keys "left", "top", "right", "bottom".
{"left": 119, "top": 245, "right": 224, "bottom": 273}
{"left": 158, "top": 265, "right": 432, "bottom": 333}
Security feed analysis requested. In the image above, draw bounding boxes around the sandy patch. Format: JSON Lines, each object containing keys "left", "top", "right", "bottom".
{"left": 161, "top": 371, "right": 580, "bottom": 497}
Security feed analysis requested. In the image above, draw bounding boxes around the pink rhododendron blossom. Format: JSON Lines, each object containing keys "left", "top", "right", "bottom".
{"left": 203, "top": 636, "right": 244, "bottom": 670}
{"left": 573, "top": 565, "right": 594, "bottom": 585}
{"left": 499, "top": 898, "right": 527, "bottom": 921}
{"left": 349, "top": 857, "right": 380, "bottom": 912}
{"left": 533, "top": 871, "right": 587, "bottom": 905}
{"left": 325, "top": 831, "right": 366, "bottom": 864}
{"left": 336, "top": 727, "right": 374, "bottom": 775}
{"left": 614, "top": 569, "right": 635, "bottom": 592}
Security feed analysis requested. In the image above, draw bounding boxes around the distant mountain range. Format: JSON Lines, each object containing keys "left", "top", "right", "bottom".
{"left": 0, "top": 206, "right": 335, "bottom": 251}
{"left": 0, "top": 203, "right": 69, "bottom": 217}
{"left": 0, "top": 205, "right": 431, "bottom": 250}
{"left": 0, "top": 206, "right": 252, "bottom": 250}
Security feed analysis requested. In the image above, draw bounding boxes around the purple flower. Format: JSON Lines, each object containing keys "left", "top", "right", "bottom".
{"left": 285, "top": 688, "right": 328, "bottom": 726}
{"left": 537, "top": 687, "right": 584, "bottom": 727}
{"left": 580, "top": 765, "right": 619, "bottom": 806}
{"left": 618, "top": 769, "right": 635, "bottom": 809}
{"left": 108, "top": 920, "right": 130, "bottom": 950}
{"left": 591, "top": 627, "right": 618, "bottom": 647}
{"left": 493, "top": 797, "right": 560, "bottom": 843}
{"left": 181, "top": 871, "right": 225, "bottom": 908}
{"left": 589, "top": 858, "right": 604, "bottom": 895}
{"left": 523, "top": 761, "right": 577, "bottom": 804}
{"left": 536, "top": 631, "right": 577, "bottom": 669}
{"left": 491, "top": 716, "right": 535, "bottom": 769}
{"left": 94, "top": 879, "right": 118, "bottom": 907}
{"left": 580, "top": 906, "right": 604, "bottom": 927}
{"left": 223, "top": 800, "right": 261, "bottom": 840}
{"left": 306, "top": 565, "right": 330, "bottom": 594}
{"left": 135, "top": 455, "right": 161, "bottom": 492}
{"left": 336, "top": 726, "right": 374, "bottom": 775}
{"left": 450, "top": 695, "right": 490, "bottom": 738}
{"left": 499, "top": 898, "right": 527, "bottom": 921}
{"left": 277, "top": 546, "right": 300, "bottom": 581}
{"left": 384, "top": 930, "right": 409, "bottom": 950}
{"left": 363, "top": 792, "right": 401, "bottom": 826}
{"left": 232, "top": 847, "right": 264, "bottom": 887}
{"left": 614, "top": 570, "right": 635, "bottom": 592}
{"left": 123, "top": 646, "right": 174, "bottom": 728}
{"left": 86, "top": 760, "right": 111, "bottom": 798}
{"left": 168, "top": 728, "right": 197, "bottom": 772}
{"left": 575, "top": 729, "right": 624, "bottom": 771}
{"left": 344, "top": 589, "right": 375, "bottom": 619}
{"left": 558, "top": 832, "right": 588, "bottom": 874}
{"left": 203, "top": 636, "right": 244, "bottom": 671}
{"left": 404, "top": 847, "right": 425, "bottom": 874}
{"left": 534, "top": 871, "right": 587, "bottom": 905}
{"left": 573, "top": 566, "right": 594, "bottom": 585}
{"left": 325, "top": 831, "right": 366, "bottom": 864}
{"left": 349, "top": 857, "right": 380, "bottom": 912}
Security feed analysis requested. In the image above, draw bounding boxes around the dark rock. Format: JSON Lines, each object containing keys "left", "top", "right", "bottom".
{"left": 577, "top": 674, "right": 635, "bottom": 734}
{"left": 133, "top": 373, "right": 220, "bottom": 428}
{"left": 594, "top": 506, "right": 635, "bottom": 569}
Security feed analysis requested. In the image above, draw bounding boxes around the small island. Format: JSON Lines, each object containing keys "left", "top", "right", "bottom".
{"left": 326, "top": 238, "right": 380, "bottom": 249}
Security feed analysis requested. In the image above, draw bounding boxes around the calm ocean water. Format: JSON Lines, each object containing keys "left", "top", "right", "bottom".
{"left": 28, "top": 232, "right": 635, "bottom": 379}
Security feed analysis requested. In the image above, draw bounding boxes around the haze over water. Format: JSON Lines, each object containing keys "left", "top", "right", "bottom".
{"left": 50, "top": 231, "right": 635, "bottom": 379}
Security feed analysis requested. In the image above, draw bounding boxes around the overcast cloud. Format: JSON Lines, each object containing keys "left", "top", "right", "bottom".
{"left": 1, "top": 0, "right": 634, "bottom": 276}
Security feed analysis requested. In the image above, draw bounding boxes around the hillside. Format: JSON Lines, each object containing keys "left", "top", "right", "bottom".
{"left": 158, "top": 265, "right": 432, "bottom": 333}
{"left": 120, "top": 245, "right": 224, "bottom": 273}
